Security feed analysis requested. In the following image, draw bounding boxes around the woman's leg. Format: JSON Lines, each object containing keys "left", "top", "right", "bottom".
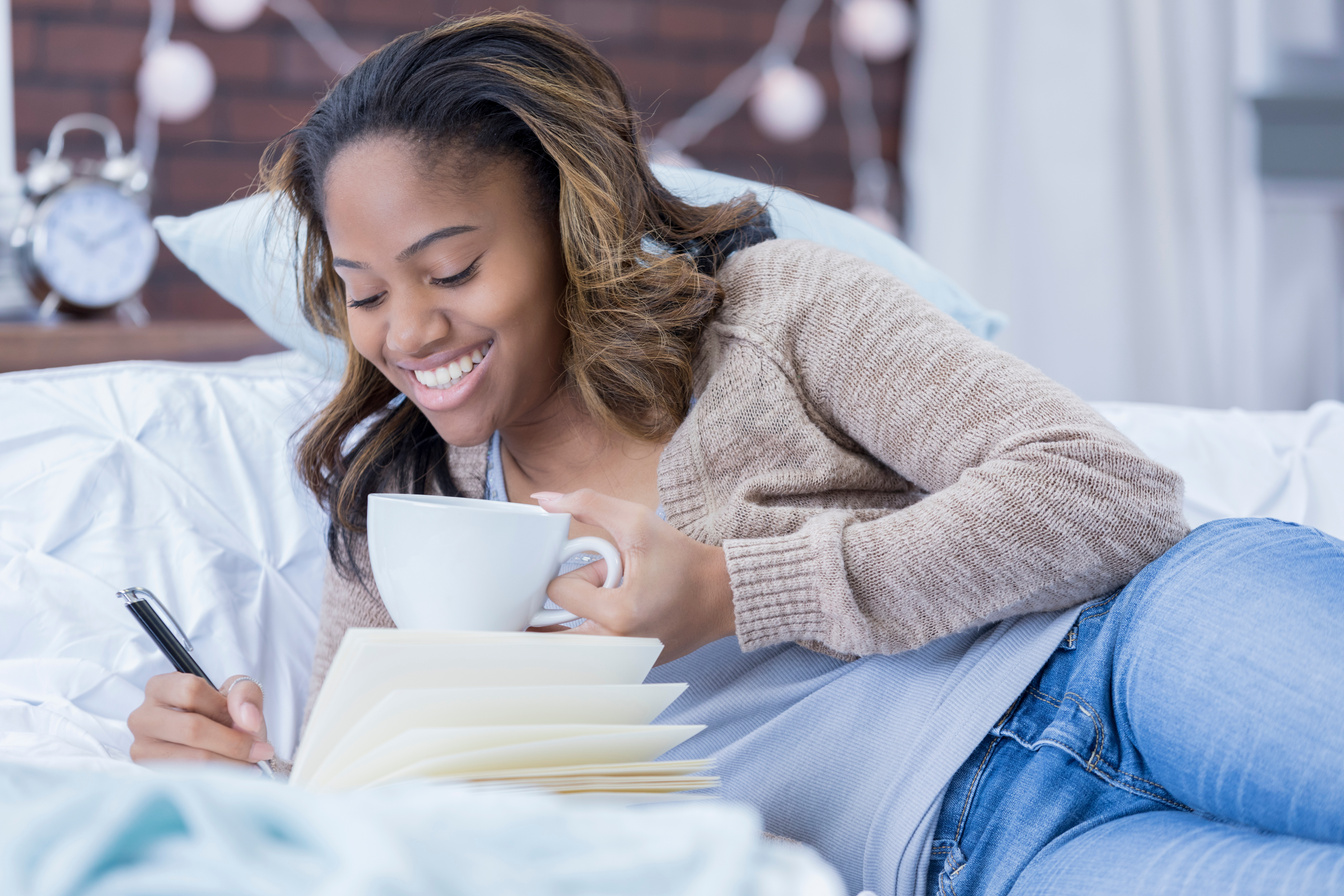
{"left": 1108, "top": 518, "right": 1344, "bottom": 843}
{"left": 1010, "top": 810, "right": 1344, "bottom": 896}
{"left": 927, "top": 518, "right": 1344, "bottom": 896}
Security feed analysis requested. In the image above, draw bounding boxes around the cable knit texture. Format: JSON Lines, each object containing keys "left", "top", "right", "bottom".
{"left": 300, "top": 239, "right": 1188, "bottom": 730}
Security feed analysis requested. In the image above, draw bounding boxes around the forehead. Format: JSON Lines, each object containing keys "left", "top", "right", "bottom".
{"left": 320, "top": 136, "right": 527, "bottom": 249}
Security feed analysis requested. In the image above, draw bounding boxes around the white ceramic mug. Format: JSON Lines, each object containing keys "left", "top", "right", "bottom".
{"left": 366, "top": 494, "right": 622, "bottom": 631}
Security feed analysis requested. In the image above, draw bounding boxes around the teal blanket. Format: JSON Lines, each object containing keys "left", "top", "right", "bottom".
{"left": 0, "top": 762, "right": 836, "bottom": 896}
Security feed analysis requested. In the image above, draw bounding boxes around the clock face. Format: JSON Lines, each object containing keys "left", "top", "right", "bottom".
{"left": 32, "top": 182, "right": 159, "bottom": 308}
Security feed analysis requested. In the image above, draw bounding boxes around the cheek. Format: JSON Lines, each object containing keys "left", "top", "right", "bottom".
{"left": 346, "top": 314, "right": 386, "bottom": 370}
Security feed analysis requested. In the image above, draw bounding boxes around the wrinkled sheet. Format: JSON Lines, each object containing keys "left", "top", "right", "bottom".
{"left": 0, "top": 353, "right": 333, "bottom": 766}
{"left": 1094, "top": 400, "right": 1344, "bottom": 538}
{"left": 0, "top": 760, "right": 842, "bottom": 896}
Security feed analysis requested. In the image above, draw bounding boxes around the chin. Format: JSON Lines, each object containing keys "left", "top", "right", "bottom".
{"left": 422, "top": 412, "right": 493, "bottom": 449}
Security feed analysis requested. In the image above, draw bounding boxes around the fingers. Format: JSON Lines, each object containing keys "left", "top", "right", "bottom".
{"left": 221, "top": 675, "right": 268, "bottom": 741}
{"left": 548, "top": 572, "right": 632, "bottom": 635}
{"left": 132, "top": 672, "right": 274, "bottom": 767}
{"left": 144, "top": 672, "right": 230, "bottom": 726}
{"left": 129, "top": 738, "right": 263, "bottom": 771}
{"left": 562, "top": 559, "right": 608, "bottom": 589}
{"left": 129, "top": 699, "right": 267, "bottom": 765}
{"left": 533, "top": 489, "right": 652, "bottom": 546}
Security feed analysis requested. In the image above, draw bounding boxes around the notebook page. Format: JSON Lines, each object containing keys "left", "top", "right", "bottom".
{"left": 311, "top": 683, "right": 687, "bottom": 783}
{"left": 292, "top": 630, "right": 664, "bottom": 782}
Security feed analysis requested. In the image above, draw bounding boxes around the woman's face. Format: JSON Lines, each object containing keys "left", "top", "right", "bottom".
{"left": 323, "top": 136, "right": 569, "bottom": 447}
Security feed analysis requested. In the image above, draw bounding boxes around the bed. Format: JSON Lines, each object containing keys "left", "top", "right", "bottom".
{"left": 2, "top": 168, "right": 1341, "bottom": 894}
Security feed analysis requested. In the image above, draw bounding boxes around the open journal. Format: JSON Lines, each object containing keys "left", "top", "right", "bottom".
{"left": 288, "top": 629, "right": 714, "bottom": 798}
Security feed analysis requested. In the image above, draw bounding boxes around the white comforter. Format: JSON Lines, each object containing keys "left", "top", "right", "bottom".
{"left": 0, "top": 353, "right": 333, "bottom": 767}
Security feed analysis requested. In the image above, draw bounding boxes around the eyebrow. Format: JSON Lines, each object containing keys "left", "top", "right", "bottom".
{"left": 332, "top": 225, "right": 478, "bottom": 270}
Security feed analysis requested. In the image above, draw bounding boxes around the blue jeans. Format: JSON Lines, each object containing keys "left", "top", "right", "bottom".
{"left": 928, "top": 518, "right": 1344, "bottom": 896}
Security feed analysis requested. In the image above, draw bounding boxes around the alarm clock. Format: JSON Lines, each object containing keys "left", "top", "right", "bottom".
{"left": 10, "top": 113, "right": 158, "bottom": 319}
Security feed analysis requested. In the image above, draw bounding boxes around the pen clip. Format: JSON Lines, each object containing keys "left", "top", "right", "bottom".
{"left": 116, "top": 586, "right": 195, "bottom": 652}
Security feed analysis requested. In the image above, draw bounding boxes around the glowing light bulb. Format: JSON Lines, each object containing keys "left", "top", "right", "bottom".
{"left": 750, "top": 64, "right": 826, "bottom": 143}
{"left": 191, "top": 0, "right": 267, "bottom": 32}
{"left": 137, "top": 41, "right": 216, "bottom": 123}
{"left": 838, "top": 0, "right": 915, "bottom": 63}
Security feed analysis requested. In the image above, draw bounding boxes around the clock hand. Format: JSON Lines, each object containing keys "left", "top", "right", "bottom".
{"left": 86, "top": 220, "right": 134, "bottom": 252}
{"left": 64, "top": 225, "right": 97, "bottom": 251}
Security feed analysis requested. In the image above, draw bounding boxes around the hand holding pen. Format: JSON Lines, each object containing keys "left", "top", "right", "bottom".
{"left": 120, "top": 587, "right": 277, "bottom": 777}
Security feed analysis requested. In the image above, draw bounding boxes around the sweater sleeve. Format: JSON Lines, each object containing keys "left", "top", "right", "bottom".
{"left": 718, "top": 240, "right": 1189, "bottom": 656}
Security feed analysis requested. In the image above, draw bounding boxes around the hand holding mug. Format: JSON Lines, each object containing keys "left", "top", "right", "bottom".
{"left": 533, "top": 489, "right": 737, "bottom": 663}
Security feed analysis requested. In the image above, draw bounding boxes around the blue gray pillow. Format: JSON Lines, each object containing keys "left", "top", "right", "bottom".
{"left": 153, "top": 164, "right": 1004, "bottom": 376}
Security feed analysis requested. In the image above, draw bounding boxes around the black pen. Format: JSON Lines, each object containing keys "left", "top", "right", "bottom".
{"left": 117, "top": 586, "right": 274, "bottom": 777}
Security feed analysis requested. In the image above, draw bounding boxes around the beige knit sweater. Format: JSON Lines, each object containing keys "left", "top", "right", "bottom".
{"left": 301, "top": 238, "right": 1189, "bottom": 728}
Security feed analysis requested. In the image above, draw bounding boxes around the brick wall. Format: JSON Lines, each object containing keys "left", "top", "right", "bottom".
{"left": 11, "top": 0, "right": 911, "bottom": 319}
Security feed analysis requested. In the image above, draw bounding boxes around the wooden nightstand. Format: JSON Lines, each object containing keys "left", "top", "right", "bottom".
{"left": 0, "top": 319, "right": 286, "bottom": 374}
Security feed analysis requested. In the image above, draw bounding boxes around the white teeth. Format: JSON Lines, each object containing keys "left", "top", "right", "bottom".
{"left": 411, "top": 342, "right": 491, "bottom": 390}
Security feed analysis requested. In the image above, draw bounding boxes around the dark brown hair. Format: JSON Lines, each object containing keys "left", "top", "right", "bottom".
{"left": 260, "top": 11, "right": 773, "bottom": 574}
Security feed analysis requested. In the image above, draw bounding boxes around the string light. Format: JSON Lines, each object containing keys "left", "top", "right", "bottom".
{"left": 837, "top": 0, "right": 914, "bottom": 63}
{"left": 130, "top": 0, "right": 915, "bottom": 229}
{"left": 189, "top": 0, "right": 266, "bottom": 32}
{"left": 750, "top": 64, "right": 826, "bottom": 142}
{"left": 132, "top": 0, "right": 363, "bottom": 176}
{"left": 137, "top": 41, "right": 215, "bottom": 123}
{"left": 655, "top": 0, "right": 915, "bottom": 231}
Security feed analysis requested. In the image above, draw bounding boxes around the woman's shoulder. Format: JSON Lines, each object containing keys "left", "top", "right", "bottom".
{"left": 721, "top": 236, "right": 865, "bottom": 279}
{"left": 715, "top": 237, "right": 926, "bottom": 337}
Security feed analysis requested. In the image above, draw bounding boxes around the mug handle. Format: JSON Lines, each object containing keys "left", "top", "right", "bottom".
{"left": 529, "top": 536, "right": 623, "bottom": 627}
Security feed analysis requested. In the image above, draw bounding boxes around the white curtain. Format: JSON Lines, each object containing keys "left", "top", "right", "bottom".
{"left": 903, "top": 0, "right": 1342, "bottom": 409}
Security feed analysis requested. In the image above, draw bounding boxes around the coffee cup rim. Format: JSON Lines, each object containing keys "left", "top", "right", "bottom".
{"left": 368, "top": 493, "right": 551, "bottom": 516}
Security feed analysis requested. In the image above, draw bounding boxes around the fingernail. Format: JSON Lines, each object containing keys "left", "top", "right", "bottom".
{"left": 249, "top": 741, "right": 275, "bottom": 763}
{"left": 239, "top": 702, "right": 262, "bottom": 733}
{"left": 531, "top": 492, "right": 563, "bottom": 502}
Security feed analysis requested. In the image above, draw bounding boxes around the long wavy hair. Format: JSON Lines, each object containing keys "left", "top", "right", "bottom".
{"left": 260, "top": 11, "right": 774, "bottom": 575}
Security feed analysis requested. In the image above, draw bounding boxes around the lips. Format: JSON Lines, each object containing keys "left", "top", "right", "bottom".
{"left": 400, "top": 339, "right": 493, "bottom": 412}
{"left": 408, "top": 340, "right": 492, "bottom": 389}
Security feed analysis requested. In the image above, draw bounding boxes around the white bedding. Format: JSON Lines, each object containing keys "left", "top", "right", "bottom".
{"left": 0, "top": 353, "right": 333, "bottom": 767}
{"left": 1, "top": 353, "right": 1341, "bottom": 850}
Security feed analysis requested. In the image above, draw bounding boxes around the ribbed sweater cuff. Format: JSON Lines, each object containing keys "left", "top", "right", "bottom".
{"left": 724, "top": 532, "right": 829, "bottom": 650}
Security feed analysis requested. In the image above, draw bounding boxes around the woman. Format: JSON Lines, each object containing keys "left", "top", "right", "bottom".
{"left": 127, "top": 12, "right": 1344, "bottom": 895}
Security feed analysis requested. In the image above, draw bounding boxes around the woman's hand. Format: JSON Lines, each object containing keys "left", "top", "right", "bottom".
{"left": 533, "top": 489, "right": 737, "bottom": 663}
{"left": 128, "top": 673, "right": 274, "bottom": 770}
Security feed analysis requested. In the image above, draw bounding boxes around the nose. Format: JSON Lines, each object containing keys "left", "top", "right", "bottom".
{"left": 384, "top": 287, "right": 450, "bottom": 357}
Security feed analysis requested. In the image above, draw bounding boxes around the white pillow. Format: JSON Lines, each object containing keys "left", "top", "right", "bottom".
{"left": 153, "top": 165, "right": 1005, "bottom": 371}
{"left": 154, "top": 193, "right": 346, "bottom": 375}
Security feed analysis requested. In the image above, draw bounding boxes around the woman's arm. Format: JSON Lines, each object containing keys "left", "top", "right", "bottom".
{"left": 539, "top": 240, "right": 1187, "bottom": 660}
{"left": 716, "top": 239, "right": 1188, "bottom": 656}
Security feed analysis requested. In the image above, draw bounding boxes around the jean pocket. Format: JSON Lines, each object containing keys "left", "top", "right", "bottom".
{"left": 929, "top": 840, "right": 968, "bottom": 896}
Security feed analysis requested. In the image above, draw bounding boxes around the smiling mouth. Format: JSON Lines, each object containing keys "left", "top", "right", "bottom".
{"left": 410, "top": 340, "right": 492, "bottom": 389}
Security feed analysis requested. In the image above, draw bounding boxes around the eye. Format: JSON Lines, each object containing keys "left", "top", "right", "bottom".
{"left": 347, "top": 291, "right": 386, "bottom": 309}
{"left": 430, "top": 255, "right": 482, "bottom": 288}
